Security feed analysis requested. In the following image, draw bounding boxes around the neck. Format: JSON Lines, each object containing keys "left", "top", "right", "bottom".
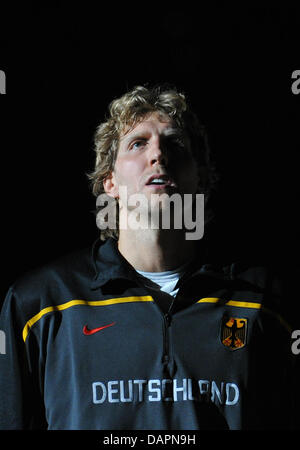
{"left": 118, "top": 228, "right": 196, "bottom": 272}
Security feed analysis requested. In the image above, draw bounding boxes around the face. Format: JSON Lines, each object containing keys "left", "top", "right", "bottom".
{"left": 104, "top": 113, "right": 198, "bottom": 197}
{"left": 103, "top": 113, "right": 199, "bottom": 217}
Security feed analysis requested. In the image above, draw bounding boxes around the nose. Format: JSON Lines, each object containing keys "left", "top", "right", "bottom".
{"left": 148, "top": 138, "right": 168, "bottom": 167}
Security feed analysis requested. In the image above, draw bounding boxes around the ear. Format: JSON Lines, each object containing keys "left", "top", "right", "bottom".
{"left": 103, "top": 172, "right": 119, "bottom": 198}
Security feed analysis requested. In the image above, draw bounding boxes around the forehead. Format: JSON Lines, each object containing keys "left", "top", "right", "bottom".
{"left": 120, "top": 112, "right": 173, "bottom": 141}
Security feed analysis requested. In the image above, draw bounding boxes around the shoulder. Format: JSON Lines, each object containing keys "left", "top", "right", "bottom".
{"left": 3, "top": 244, "right": 95, "bottom": 320}
{"left": 222, "top": 258, "right": 297, "bottom": 287}
{"left": 225, "top": 259, "right": 300, "bottom": 330}
{"left": 14, "top": 246, "right": 93, "bottom": 290}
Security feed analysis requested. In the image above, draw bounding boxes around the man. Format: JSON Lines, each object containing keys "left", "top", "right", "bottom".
{"left": 0, "top": 85, "right": 298, "bottom": 429}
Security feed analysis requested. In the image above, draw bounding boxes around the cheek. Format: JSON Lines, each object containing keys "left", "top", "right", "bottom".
{"left": 114, "top": 156, "right": 145, "bottom": 190}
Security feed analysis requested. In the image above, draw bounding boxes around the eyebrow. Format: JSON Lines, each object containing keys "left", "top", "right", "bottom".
{"left": 121, "top": 131, "right": 149, "bottom": 144}
{"left": 120, "top": 126, "right": 182, "bottom": 145}
{"left": 162, "top": 127, "right": 184, "bottom": 139}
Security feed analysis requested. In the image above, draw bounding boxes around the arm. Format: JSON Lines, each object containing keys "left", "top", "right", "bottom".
{"left": 0, "top": 287, "right": 47, "bottom": 429}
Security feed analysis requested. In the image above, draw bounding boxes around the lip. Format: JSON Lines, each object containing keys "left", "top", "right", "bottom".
{"left": 145, "top": 174, "right": 176, "bottom": 188}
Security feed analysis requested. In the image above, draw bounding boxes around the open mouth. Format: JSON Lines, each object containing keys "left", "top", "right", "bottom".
{"left": 146, "top": 174, "right": 176, "bottom": 188}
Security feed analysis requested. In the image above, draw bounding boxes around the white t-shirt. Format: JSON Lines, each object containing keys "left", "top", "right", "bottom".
{"left": 136, "top": 262, "right": 190, "bottom": 297}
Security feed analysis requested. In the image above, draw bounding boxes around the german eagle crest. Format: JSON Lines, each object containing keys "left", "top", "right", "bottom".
{"left": 221, "top": 317, "right": 247, "bottom": 350}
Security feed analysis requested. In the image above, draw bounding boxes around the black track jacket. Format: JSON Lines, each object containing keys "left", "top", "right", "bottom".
{"left": 0, "top": 237, "right": 299, "bottom": 430}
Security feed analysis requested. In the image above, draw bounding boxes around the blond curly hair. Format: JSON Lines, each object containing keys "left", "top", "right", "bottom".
{"left": 88, "top": 84, "right": 217, "bottom": 240}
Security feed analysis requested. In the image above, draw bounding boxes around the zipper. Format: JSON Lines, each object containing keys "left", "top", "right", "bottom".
{"left": 162, "top": 312, "right": 172, "bottom": 370}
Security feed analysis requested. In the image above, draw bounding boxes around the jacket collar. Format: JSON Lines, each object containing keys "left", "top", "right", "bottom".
{"left": 90, "top": 236, "right": 220, "bottom": 290}
{"left": 91, "top": 237, "right": 139, "bottom": 290}
{"left": 90, "top": 237, "right": 264, "bottom": 296}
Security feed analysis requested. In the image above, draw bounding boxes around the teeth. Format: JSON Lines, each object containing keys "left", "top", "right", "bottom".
{"left": 150, "top": 178, "right": 165, "bottom": 184}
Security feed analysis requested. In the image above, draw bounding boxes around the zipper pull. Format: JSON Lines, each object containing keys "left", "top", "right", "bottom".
{"left": 164, "top": 313, "right": 171, "bottom": 326}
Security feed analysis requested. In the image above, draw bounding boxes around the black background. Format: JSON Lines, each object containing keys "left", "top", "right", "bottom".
{"left": 0, "top": 3, "right": 300, "bottom": 305}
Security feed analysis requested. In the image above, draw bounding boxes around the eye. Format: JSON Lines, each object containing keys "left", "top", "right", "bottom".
{"left": 169, "top": 136, "right": 185, "bottom": 150}
{"left": 129, "top": 139, "right": 147, "bottom": 151}
{"left": 162, "top": 131, "right": 185, "bottom": 152}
